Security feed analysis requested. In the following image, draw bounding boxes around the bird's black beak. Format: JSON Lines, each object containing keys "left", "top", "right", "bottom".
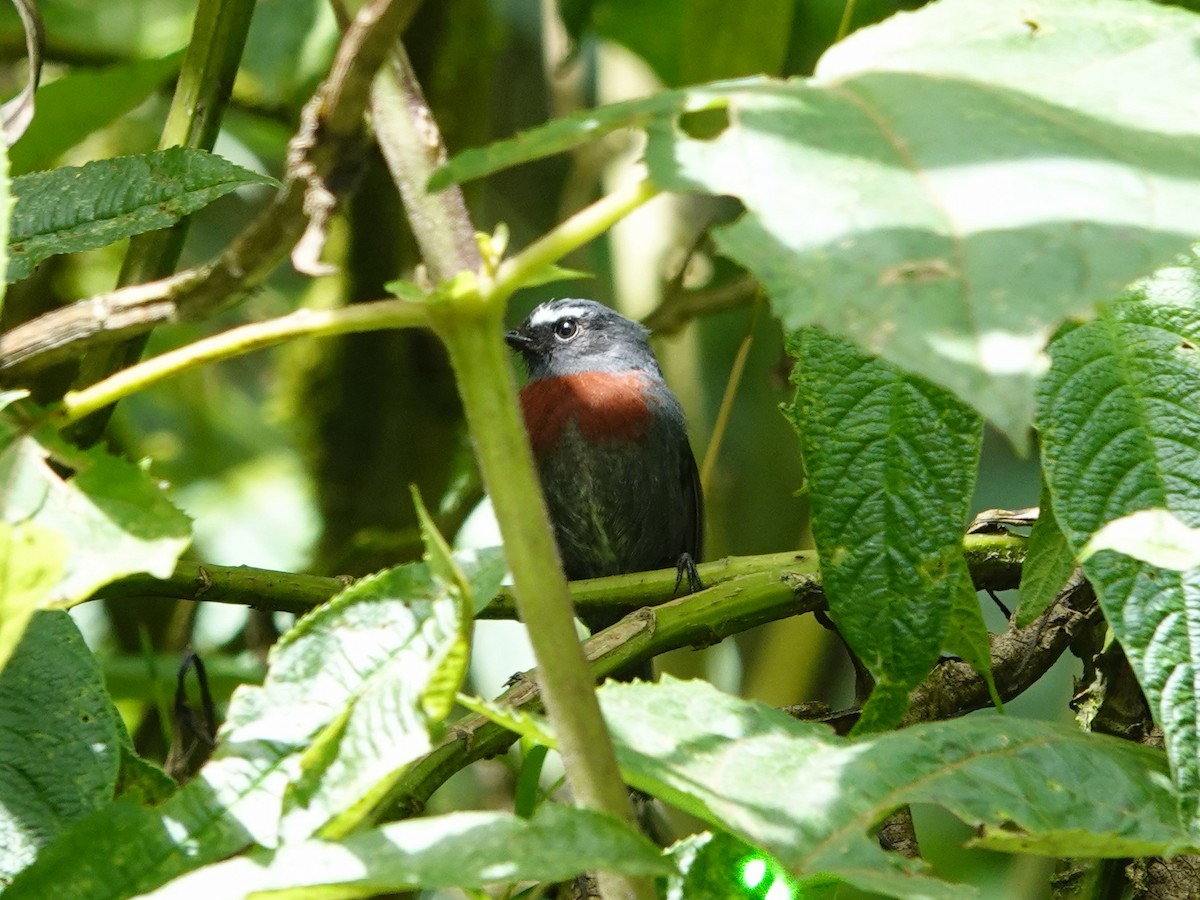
{"left": 505, "top": 330, "right": 534, "bottom": 351}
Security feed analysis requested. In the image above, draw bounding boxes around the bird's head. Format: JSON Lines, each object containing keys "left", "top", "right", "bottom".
{"left": 505, "top": 299, "right": 660, "bottom": 381}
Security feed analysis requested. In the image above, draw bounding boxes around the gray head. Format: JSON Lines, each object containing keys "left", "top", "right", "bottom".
{"left": 506, "top": 298, "right": 661, "bottom": 380}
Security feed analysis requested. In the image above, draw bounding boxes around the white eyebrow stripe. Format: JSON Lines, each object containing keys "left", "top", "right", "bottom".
{"left": 528, "top": 303, "right": 590, "bottom": 327}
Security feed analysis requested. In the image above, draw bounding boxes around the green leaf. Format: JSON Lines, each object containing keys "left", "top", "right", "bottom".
{"left": 411, "top": 488, "right": 472, "bottom": 725}
{"left": 1038, "top": 284, "right": 1200, "bottom": 826}
{"left": 493, "top": 678, "right": 1187, "bottom": 898}
{"left": 520, "top": 262, "right": 592, "bottom": 290}
{"left": 139, "top": 806, "right": 671, "bottom": 898}
{"left": 6, "top": 558, "right": 479, "bottom": 899}
{"left": 666, "top": 831, "right": 805, "bottom": 900}
{"left": 0, "top": 521, "right": 65, "bottom": 674}
{"left": 384, "top": 279, "right": 427, "bottom": 302}
{"left": 1015, "top": 480, "right": 1076, "bottom": 628}
{"left": 1081, "top": 509, "right": 1200, "bottom": 570}
{"left": 446, "top": 0, "right": 1200, "bottom": 444}
{"left": 0, "top": 103, "right": 8, "bottom": 316}
{"left": 943, "top": 565, "right": 1001, "bottom": 713}
{"left": 784, "top": 328, "right": 984, "bottom": 731}
{"left": 114, "top": 744, "right": 176, "bottom": 807}
{"left": 0, "top": 612, "right": 134, "bottom": 886}
{"left": 640, "top": 0, "right": 1200, "bottom": 445}
{"left": 0, "top": 426, "right": 192, "bottom": 607}
{"left": 8, "top": 53, "right": 183, "bottom": 175}
{"left": 0, "top": 423, "right": 189, "bottom": 668}
{"left": 429, "top": 87, "right": 722, "bottom": 190}
{"left": 566, "top": 0, "right": 794, "bottom": 86}
{"left": 6, "top": 147, "right": 277, "bottom": 282}
{"left": 272, "top": 561, "right": 480, "bottom": 840}
{"left": 238, "top": 0, "right": 335, "bottom": 110}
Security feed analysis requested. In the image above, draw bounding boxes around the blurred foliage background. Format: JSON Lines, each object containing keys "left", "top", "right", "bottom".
{"left": 0, "top": 0, "right": 1057, "bottom": 895}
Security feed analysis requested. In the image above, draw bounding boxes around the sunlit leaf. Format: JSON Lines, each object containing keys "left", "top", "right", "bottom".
{"left": 1081, "top": 510, "right": 1200, "bottom": 570}
{"left": 6, "top": 554, "right": 491, "bottom": 898}
{"left": 0, "top": 521, "right": 64, "bottom": 674}
{"left": 140, "top": 806, "right": 671, "bottom": 898}
{"left": 1038, "top": 270, "right": 1200, "bottom": 826}
{"left": 482, "top": 677, "right": 1186, "bottom": 898}
{"left": 449, "top": 0, "right": 1200, "bottom": 444}
{"left": 0, "top": 426, "right": 191, "bottom": 606}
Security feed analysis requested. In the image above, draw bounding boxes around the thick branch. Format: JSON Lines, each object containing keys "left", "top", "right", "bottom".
{"left": 97, "top": 534, "right": 1026, "bottom": 621}
{"left": 782, "top": 569, "right": 1098, "bottom": 735}
{"left": 904, "top": 572, "right": 1097, "bottom": 724}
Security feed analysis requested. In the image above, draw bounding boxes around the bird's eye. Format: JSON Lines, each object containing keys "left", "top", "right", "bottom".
{"left": 553, "top": 318, "right": 579, "bottom": 340}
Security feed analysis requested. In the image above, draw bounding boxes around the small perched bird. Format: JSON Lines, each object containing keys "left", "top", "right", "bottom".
{"left": 506, "top": 299, "right": 703, "bottom": 676}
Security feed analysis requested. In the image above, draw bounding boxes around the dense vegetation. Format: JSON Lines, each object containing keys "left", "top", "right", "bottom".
{"left": 3, "top": 0, "right": 1200, "bottom": 897}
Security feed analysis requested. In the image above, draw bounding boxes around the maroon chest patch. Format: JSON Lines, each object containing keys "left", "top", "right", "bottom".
{"left": 519, "top": 372, "right": 654, "bottom": 455}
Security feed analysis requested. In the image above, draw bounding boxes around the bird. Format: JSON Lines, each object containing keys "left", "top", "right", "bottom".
{"left": 506, "top": 298, "right": 703, "bottom": 679}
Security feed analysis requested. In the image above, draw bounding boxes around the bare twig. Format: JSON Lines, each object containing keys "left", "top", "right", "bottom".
{"left": 642, "top": 273, "right": 757, "bottom": 335}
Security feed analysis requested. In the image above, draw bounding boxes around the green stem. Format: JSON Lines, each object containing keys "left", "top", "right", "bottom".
{"left": 54, "top": 299, "right": 428, "bottom": 425}
{"left": 491, "top": 179, "right": 659, "bottom": 306}
{"left": 430, "top": 303, "right": 640, "bottom": 840}
{"left": 836, "top": 0, "right": 859, "bottom": 42}
{"left": 373, "top": 35, "right": 656, "bottom": 897}
{"left": 121, "top": 0, "right": 257, "bottom": 285}
{"left": 371, "top": 46, "right": 481, "bottom": 281}
{"left": 93, "top": 530, "right": 1029, "bottom": 620}
{"left": 70, "top": 0, "right": 258, "bottom": 441}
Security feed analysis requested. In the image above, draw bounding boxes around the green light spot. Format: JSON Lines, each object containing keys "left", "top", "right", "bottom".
{"left": 741, "top": 857, "right": 768, "bottom": 889}
{"left": 765, "top": 879, "right": 793, "bottom": 900}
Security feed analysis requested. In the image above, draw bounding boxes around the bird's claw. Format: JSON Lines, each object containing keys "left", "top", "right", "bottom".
{"left": 673, "top": 552, "right": 703, "bottom": 595}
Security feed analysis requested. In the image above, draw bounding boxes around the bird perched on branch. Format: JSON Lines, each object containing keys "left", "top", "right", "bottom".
{"left": 506, "top": 299, "right": 703, "bottom": 678}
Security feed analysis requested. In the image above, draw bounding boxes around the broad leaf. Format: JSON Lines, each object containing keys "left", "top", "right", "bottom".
{"left": 6, "top": 147, "right": 276, "bottom": 282}
{"left": 0, "top": 521, "right": 64, "bottom": 673}
{"left": 0, "top": 425, "right": 191, "bottom": 604}
{"left": 1082, "top": 510, "right": 1200, "bottom": 571}
{"left": 1015, "top": 481, "right": 1075, "bottom": 628}
{"left": 1038, "top": 278, "right": 1200, "bottom": 826}
{"left": 0, "top": 422, "right": 190, "bottom": 666}
{"left": 480, "top": 677, "right": 1186, "bottom": 898}
{"left": 943, "top": 564, "right": 1001, "bottom": 712}
{"left": 6, "top": 555, "right": 490, "bottom": 899}
{"left": 785, "top": 327, "right": 986, "bottom": 730}
{"left": 279, "top": 562, "right": 474, "bottom": 841}
{"left": 140, "top": 806, "right": 671, "bottom": 898}
{"left": 8, "top": 53, "right": 182, "bottom": 175}
{"left": 0, "top": 612, "right": 136, "bottom": 887}
{"left": 444, "top": 0, "right": 1200, "bottom": 445}
{"left": 650, "top": 0, "right": 1200, "bottom": 445}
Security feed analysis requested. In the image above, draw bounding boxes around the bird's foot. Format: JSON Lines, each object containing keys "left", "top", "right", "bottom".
{"left": 673, "top": 552, "right": 703, "bottom": 595}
